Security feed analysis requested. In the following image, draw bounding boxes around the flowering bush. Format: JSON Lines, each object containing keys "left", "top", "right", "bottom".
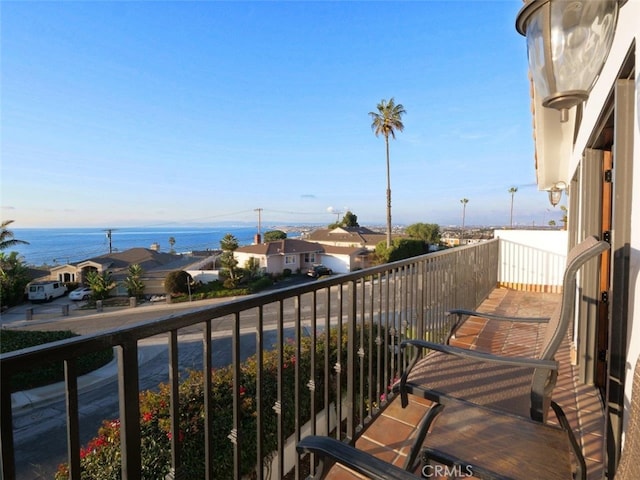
{"left": 55, "top": 325, "right": 388, "bottom": 479}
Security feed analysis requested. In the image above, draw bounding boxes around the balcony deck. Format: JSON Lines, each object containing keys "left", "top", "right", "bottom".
{"left": 323, "top": 288, "right": 606, "bottom": 480}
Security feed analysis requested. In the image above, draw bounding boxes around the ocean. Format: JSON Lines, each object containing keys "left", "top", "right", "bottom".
{"left": 8, "top": 226, "right": 293, "bottom": 266}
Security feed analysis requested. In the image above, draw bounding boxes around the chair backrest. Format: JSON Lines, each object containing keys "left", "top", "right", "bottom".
{"left": 615, "top": 355, "right": 640, "bottom": 479}
{"left": 539, "top": 236, "right": 610, "bottom": 361}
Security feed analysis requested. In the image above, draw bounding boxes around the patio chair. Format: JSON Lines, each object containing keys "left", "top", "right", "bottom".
{"left": 297, "top": 354, "right": 638, "bottom": 480}
{"left": 398, "top": 235, "right": 610, "bottom": 424}
{"left": 421, "top": 353, "right": 640, "bottom": 480}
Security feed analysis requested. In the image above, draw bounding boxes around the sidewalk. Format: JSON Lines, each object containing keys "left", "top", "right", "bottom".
{"left": 1, "top": 275, "right": 314, "bottom": 330}
{"left": 1, "top": 296, "right": 225, "bottom": 329}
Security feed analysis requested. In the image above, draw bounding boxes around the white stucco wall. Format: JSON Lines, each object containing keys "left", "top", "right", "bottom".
{"left": 626, "top": 40, "right": 640, "bottom": 439}
{"left": 569, "top": 0, "right": 640, "bottom": 442}
{"left": 494, "top": 230, "right": 569, "bottom": 288}
{"left": 494, "top": 229, "right": 569, "bottom": 256}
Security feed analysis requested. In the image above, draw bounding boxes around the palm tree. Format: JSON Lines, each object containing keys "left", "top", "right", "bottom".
{"left": 0, "top": 220, "right": 29, "bottom": 250}
{"left": 369, "top": 98, "right": 406, "bottom": 248}
{"left": 508, "top": 187, "right": 518, "bottom": 228}
{"left": 460, "top": 198, "right": 469, "bottom": 242}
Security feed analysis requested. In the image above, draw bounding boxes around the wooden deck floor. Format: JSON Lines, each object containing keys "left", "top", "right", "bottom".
{"left": 323, "top": 288, "right": 606, "bottom": 479}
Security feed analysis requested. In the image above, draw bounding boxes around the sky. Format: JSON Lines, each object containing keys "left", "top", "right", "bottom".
{"left": 1, "top": 0, "right": 565, "bottom": 229}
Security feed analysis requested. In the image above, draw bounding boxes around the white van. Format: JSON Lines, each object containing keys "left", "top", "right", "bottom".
{"left": 28, "top": 281, "right": 67, "bottom": 302}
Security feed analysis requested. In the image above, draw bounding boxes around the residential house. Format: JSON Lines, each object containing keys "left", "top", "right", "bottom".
{"left": 304, "top": 226, "right": 400, "bottom": 251}
{"left": 234, "top": 238, "right": 368, "bottom": 275}
{"left": 45, "top": 248, "right": 213, "bottom": 296}
{"left": 520, "top": 0, "right": 639, "bottom": 473}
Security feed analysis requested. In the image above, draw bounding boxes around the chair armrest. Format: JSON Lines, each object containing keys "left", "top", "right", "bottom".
{"left": 447, "top": 309, "right": 550, "bottom": 323}
{"left": 297, "top": 436, "right": 420, "bottom": 480}
{"left": 400, "top": 339, "right": 558, "bottom": 370}
{"left": 397, "top": 340, "right": 557, "bottom": 409}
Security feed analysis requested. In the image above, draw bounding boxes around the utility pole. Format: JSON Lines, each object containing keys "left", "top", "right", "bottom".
{"left": 254, "top": 208, "right": 263, "bottom": 243}
{"left": 104, "top": 228, "right": 115, "bottom": 254}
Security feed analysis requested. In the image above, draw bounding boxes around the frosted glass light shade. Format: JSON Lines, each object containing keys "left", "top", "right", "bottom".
{"left": 516, "top": 0, "right": 619, "bottom": 112}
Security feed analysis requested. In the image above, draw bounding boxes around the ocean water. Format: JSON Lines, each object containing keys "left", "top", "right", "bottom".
{"left": 8, "top": 226, "right": 265, "bottom": 266}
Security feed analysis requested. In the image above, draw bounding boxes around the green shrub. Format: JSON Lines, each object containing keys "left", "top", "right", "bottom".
{"left": 55, "top": 326, "right": 389, "bottom": 479}
{"left": 164, "top": 271, "right": 192, "bottom": 295}
{"left": 375, "top": 238, "right": 428, "bottom": 264}
{"left": 222, "top": 278, "right": 236, "bottom": 289}
{"left": 248, "top": 276, "right": 273, "bottom": 291}
{"left": 1, "top": 330, "right": 114, "bottom": 392}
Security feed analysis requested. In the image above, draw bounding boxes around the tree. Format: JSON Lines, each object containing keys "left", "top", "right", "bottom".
{"left": 460, "top": 198, "right": 469, "bottom": 238}
{"left": 405, "top": 223, "right": 441, "bottom": 246}
{"left": 164, "top": 270, "right": 192, "bottom": 295}
{"left": 0, "top": 220, "right": 29, "bottom": 251}
{"left": 341, "top": 211, "right": 359, "bottom": 228}
{"left": 244, "top": 257, "right": 261, "bottom": 280}
{"left": 264, "top": 230, "right": 287, "bottom": 242}
{"left": 560, "top": 205, "right": 568, "bottom": 230}
{"left": 0, "top": 251, "right": 31, "bottom": 307}
{"left": 369, "top": 98, "right": 406, "bottom": 248}
{"left": 508, "top": 187, "right": 518, "bottom": 228}
{"left": 328, "top": 211, "right": 360, "bottom": 229}
{"left": 220, "top": 233, "right": 240, "bottom": 287}
{"left": 124, "top": 264, "right": 145, "bottom": 299}
{"left": 85, "top": 270, "right": 116, "bottom": 301}
{"left": 168, "top": 237, "right": 176, "bottom": 254}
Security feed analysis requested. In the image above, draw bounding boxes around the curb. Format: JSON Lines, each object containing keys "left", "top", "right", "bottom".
{"left": 10, "top": 341, "right": 167, "bottom": 411}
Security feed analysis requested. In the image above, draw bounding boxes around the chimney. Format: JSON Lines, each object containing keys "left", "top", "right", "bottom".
{"left": 254, "top": 234, "right": 261, "bottom": 244}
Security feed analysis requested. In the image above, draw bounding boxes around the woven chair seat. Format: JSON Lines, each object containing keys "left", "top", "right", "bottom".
{"left": 421, "top": 399, "right": 576, "bottom": 480}
{"left": 404, "top": 350, "right": 534, "bottom": 419}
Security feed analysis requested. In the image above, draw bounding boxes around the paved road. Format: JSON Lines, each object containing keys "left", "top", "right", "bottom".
{"left": 2, "top": 278, "right": 325, "bottom": 480}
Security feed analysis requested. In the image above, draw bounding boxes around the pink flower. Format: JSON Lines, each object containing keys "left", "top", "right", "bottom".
{"left": 167, "top": 430, "right": 185, "bottom": 442}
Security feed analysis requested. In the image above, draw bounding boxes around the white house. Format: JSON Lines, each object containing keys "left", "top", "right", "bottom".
{"left": 234, "top": 238, "right": 368, "bottom": 275}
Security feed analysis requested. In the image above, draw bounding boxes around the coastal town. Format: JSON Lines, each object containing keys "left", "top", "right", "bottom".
{"left": 11, "top": 222, "right": 551, "bottom": 303}
{"left": 1, "top": 1, "right": 638, "bottom": 479}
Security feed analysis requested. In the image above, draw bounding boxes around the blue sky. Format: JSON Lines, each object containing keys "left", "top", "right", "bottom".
{"left": 1, "top": 1, "right": 564, "bottom": 229}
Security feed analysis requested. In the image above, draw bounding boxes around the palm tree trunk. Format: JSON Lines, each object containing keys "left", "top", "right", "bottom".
{"left": 510, "top": 194, "right": 514, "bottom": 228}
{"left": 385, "top": 135, "right": 392, "bottom": 248}
{"left": 462, "top": 205, "right": 466, "bottom": 238}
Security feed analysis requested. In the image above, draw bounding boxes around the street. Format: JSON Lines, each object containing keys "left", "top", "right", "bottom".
{"left": 3, "top": 284, "right": 326, "bottom": 480}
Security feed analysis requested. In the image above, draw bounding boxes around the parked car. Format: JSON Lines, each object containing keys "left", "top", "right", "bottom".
{"left": 69, "top": 286, "right": 92, "bottom": 301}
{"left": 27, "top": 281, "right": 67, "bottom": 302}
{"left": 307, "top": 264, "right": 333, "bottom": 278}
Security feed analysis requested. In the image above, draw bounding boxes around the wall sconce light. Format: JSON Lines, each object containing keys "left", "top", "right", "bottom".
{"left": 516, "top": 0, "right": 619, "bottom": 122}
{"left": 548, "top": 181, "right": 568, "bottom": 207}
